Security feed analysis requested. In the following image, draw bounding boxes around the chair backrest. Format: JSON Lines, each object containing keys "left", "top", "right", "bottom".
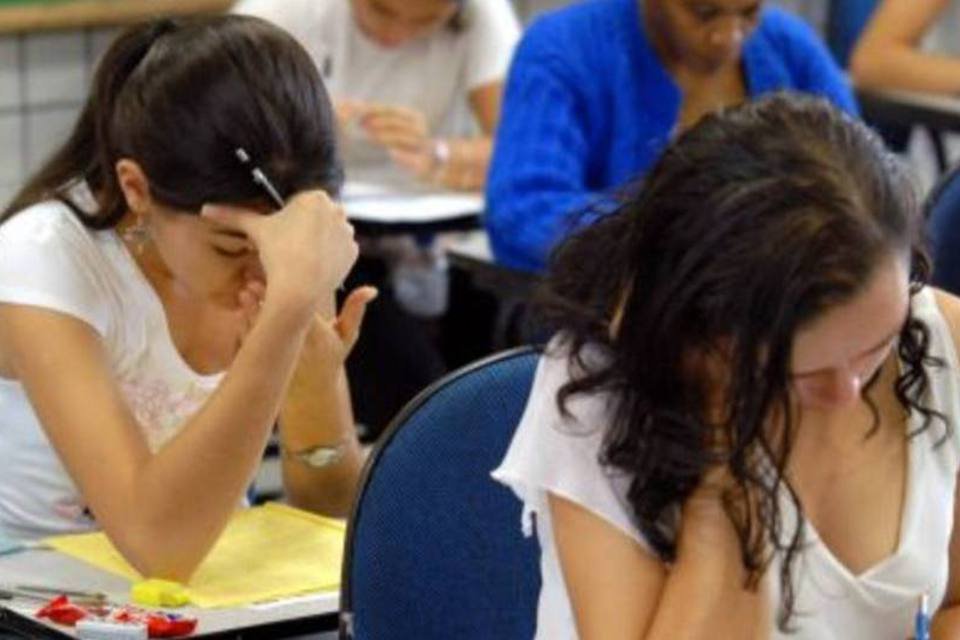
{"left": 825, "top": 0, "right": 881, "bottom": 67}
{"left": 927, "top": 163, "right": 960, "bottom": 295}
{"left": 340, "top": 347, "right": 541, "bottom": 640}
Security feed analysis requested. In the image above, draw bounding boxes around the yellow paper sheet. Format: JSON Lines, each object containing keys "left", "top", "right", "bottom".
{"left": 43, "top": 503, "right": 345, "bottom": 608}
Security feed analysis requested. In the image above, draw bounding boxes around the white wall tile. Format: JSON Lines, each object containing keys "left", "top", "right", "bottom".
{"left": 0, "top": 184, "right": 16, "bottom": 212}
{"left": 0, "top": 36, "right": 20, "bottom": 110}
{"left": 25, "top": 108, "right": 78, "bottom": 175}
{"left": 0, "top": 114, "right": 22, "bottom": 185}
{"left": 24, "top": 32, "right": 86, "bottom": 106}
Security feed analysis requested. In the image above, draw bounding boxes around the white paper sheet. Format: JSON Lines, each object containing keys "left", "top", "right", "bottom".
{"left": 341, "top": 182, "right": 484, "bottom": 224}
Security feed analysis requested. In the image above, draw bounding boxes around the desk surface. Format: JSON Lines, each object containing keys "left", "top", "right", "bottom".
{"left": 342, "top": 182, "right": 483, "bottom": 234}
{"left": 0, "top": 548, "right": 338, "bottom": 638}
{"left": 857, "top": 87, "right": 960, "bottom": 133}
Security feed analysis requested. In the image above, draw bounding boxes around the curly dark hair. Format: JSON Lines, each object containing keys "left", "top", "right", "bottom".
{"left": 535, "top": 93, "right": 946, "bottom": 630}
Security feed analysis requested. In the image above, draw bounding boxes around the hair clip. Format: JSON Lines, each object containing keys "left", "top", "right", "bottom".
{"left": 235, "top": 148, "right": 285, "bottom": 209}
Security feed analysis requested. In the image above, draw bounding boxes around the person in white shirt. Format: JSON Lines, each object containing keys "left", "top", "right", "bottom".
{"left": 233, "top": 0, "right": 522, "bottom": 438}
{"left": 852, "top": 0, "right": 960, "bottom": 94}
{"left": 232, "top": 0, "right": 521, "bottom": 192}
{"left": 0, "top": 15, "right": 373, "bottom": 580}
{"left": 493, "top": 94, "right": 960, "bottom": 639}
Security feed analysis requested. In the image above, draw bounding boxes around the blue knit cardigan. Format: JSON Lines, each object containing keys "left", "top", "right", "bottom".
{"left": 485, "top": 0, "right": 859, "bottom": 272}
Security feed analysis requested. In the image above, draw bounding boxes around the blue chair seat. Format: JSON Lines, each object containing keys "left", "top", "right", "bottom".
{"left": 340, "top": 347, "right": 541, "bottom": 639}
{"left": 928, "top": 163, "right": 960, "bottom": 295}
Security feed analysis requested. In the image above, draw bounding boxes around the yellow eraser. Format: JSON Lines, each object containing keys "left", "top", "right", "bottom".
{"left": 131, "top": 579, "right": 190, "bottom": 607}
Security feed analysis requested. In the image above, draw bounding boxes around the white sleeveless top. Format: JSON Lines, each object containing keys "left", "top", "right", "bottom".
{"left": 0, "top": 201, "right": 224, "bottom": 541}
{"left": 492, "top": 287, "right": 960, "bottom": 639}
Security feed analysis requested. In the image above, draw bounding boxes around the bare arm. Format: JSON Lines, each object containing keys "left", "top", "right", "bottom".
{"left": 357, "top": 80, "right": 504, "bottom": 191}
{"left": 931, "top": 289, "right": 960, "bottom": 637}
{"left": 0, "top": 298, "right": 310, "bottom": 581}
{"left": 278, "top": 289, "right": 375, "bottom": 517}
{"left": 426, "top": 81, "right": 502, "bottom": 191}
{"left": 932, "top": 486, "right": 960, "bottom": 637}
{"left": 850, "top": 0, "right": 960, "bottom": 94}
{"left": 551, "top": 481, "right": 769, "bottom": 639}
{"left": 0, "top": 192, "right": 357, "bottom": 581}
{"left": 468, "top": 80, "right": 503, "bottom": 135}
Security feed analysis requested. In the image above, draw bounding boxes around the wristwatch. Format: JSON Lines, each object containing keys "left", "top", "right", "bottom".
{"left": 281, "top": 442, "right": 346, "bottom": 469}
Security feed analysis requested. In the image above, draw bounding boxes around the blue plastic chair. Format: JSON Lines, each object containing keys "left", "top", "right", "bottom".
{"left": 927, "top": 164, "right": 960, "bottom": 295}
{"left": 826, "top": 0, "right": 881, "bottom": 68}
{"left": 340, "top": 347, "right": 542, "bottom": 640}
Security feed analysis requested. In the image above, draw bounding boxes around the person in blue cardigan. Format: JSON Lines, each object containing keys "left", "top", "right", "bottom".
{"left": 486, "top": 0, "right": 859, "bottom": 272}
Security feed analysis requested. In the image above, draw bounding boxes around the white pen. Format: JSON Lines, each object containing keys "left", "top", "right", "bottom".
{"left": 235, "top": 148, "right": 285, "bottom": 209}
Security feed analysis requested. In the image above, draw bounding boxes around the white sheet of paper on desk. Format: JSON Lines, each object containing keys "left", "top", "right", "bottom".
{"left": 340, "top": 181, "right": 395, "bottom": 200}
{"left": 341, "top": 182, "right": 484, "bottom": 223}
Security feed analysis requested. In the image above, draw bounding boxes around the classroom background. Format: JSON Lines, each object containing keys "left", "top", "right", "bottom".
{"left": 0, "top": 0, "right": 954, "bottom": 212}
{"left": 2, "top": 0, "right": 960, "bottom": 638}
{"left": 0, "top": 0, "right": 955, "bottom": 531}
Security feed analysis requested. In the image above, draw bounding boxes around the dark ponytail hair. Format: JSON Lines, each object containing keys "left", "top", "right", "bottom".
{"left": 3, "top": 14, "right": 341, "bottom": 227}
{"left": 537, "top": 93, "right": 944, "bottom": 630}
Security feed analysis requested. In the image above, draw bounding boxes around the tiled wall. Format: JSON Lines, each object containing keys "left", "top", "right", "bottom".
{"left": 0, "top": 28, "right": 119, "bottom": 210}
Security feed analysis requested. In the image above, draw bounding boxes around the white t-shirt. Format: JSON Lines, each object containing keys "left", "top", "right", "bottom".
{"left": 493, "top": 287, "right": 960, "bottom": 639}
{"left": 0, "top": 200, "right": 223, "bottom": 541}
{"left": 232, "top": 0, "right": 521, "bottom": 187}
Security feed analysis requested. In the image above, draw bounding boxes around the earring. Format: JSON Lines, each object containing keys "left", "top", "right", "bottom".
{"left": 122, "top": 216, "right": 150, "bottom": 254}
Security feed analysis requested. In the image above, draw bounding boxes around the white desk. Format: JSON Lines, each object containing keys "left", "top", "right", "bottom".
{"left": 341, "top": 182, "right": 483, "bottom": 234}
{"left": 0, "top": 548, "right": 339, "bottom": 638}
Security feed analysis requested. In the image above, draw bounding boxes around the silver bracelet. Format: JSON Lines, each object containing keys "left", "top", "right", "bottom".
{"left": 432, "top": 138, "right": 451, "bottom": 170}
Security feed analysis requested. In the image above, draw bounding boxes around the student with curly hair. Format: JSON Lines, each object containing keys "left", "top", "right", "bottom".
{"left": 495, "top": 95, "right": 960, "bottom": 639}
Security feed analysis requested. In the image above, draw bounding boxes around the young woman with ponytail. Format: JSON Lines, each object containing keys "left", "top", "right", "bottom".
{"left": 0, "top": 15, "right": 371, "bottom": 580}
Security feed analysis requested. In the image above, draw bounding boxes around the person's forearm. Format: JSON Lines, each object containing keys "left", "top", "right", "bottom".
{"left": 642, "top": 496, "right": 770, "bottom": 640}
{"left": 642, "top": 550, "right": 770, "bottom": 640}
{"left": 852, "top": 44, "right": 960, "bottom": 95}
{"left": 279, "top": 293, "right": 363, "bottom": 517}
{"left": 933, "top": 604, "right": 960, "bottom": 638}
{"left": 280, "top": 363, "right": 363, "bottom": 518}
{"left": 116, "top": 300, "right": 314, "bottom": 580}
{"left": 432, "top": 137, "right": 492, "bottom": 191}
